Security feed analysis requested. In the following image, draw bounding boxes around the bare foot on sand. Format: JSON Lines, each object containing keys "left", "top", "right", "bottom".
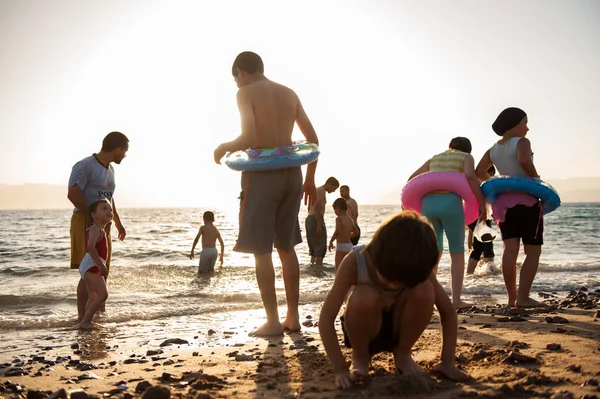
{"left": 77, "top": 321, "right": 103, "bottom": 330}
{"left": 281, "top": 317, "right": 301, "bottom": 333}
{"left": 453, "top": 300, "right": 473, "bottom": 310}
{"left": 516, "top": 297, "right": 546, "bottom": 308}
{"left": 394, "top": 353, "right": 431, "bottom": 390}
{"left": 350, "top": 353, "right": 369, "bottom": 379}
{"left": 431, "top": 362, "right": 471, "bottom": 381}
{"left": 249, "top": 321, "right": 284, "bottom": 337}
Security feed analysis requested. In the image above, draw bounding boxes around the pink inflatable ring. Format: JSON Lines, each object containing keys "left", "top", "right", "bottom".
{"left": 401, "top": 171, "right": 479, "bottom": 225}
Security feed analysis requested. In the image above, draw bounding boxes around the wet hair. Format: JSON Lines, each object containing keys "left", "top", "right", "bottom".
{"left": 332, "top": 198, "right": 348, "bottom": 211}
{"left": 492, "top": 107, "right": 527, "bottom": 136}
{"left": 203, "top": 211, "right": 215, "bottom": 222}
{"left": 89, "top": 198, "right": 111, "bottom": 218}
{"left": 340, "top": 185, "right": 349, "bottom": 191}
{"left": 232, "top": 51, "right": 264, "bottom": 76}
{"left": 101, "top": 131, "right": 129, "bottom": 152}
{"left": 326, "top": 177, "right": 340, "bottom": 188}
{"left": 448, "top": 137, "right": 472, "bottom": 154}
{"left": 364, "top": 211, "right": 439, "bottom": 288}
{"left": 487, "top": 165, "right": 496, "bottom": 175}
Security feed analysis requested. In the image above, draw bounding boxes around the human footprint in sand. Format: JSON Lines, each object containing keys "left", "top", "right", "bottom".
{"left": 78, "top": 199, "right": 112, "bottom": 330}
{"left": 213, "top": 52, "right": 319, "bottom": 337}
{"left": 319, "top": 211, "right": 471, "bottom": 390}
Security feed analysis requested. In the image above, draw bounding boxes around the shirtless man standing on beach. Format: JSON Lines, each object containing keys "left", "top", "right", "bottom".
{"left": 213, "top": 51, "right": 319, "bottom": 337}
{"left": 306, "top": 177, "right": 339, "bottom": 267}
{"left": 340, "top": 185, "right": 360, "bottom": 245}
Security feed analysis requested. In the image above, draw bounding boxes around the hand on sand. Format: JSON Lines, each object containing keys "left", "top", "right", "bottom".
{"left": 335, "top": 370, "right": 359, "bottom": 389}
{"left": 431, "top": 362, "right": 471, "bottom": 382}
{"left": 248, "top": 321, "right": 284, "bottom": 337}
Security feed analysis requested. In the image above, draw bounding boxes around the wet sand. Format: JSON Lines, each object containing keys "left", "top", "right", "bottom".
{"left": 2, "top": 290, "right": 599, "bottom": 399}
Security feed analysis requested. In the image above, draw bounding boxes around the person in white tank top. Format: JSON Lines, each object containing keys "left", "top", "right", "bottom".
{"left": 475, "top": 107, "right": 545, "bottom": 309}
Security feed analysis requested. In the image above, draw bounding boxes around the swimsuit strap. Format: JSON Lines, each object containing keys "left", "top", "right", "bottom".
{"left": 87, "top": 224, "right": 105, "bottom": 242}
{"left": 353, "top": 245, "right": 370, "bottom": 284}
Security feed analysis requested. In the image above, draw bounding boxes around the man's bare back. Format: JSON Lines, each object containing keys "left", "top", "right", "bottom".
{"left": 346, "top": 198, "right": 358, "bottom": 222}
{"left": 239, "top": 80, "right": 299, "bottom": 148}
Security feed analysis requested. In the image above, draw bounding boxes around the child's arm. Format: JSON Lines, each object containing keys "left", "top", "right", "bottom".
{"left": 328, "top": 218, "right": 341, "bottom": 252}
{"left": 408, "top": 159, "right": 430, "bottom": 181}
{"left": 217, "top": 231, "right": 224, "bottom": 266}
{"left": 87, "top": 226, "right": 107, "bottom": 276}
{"left": 464, "top": 155, "right": 487, "bottom": 221}
{"left": 190, "top": 227, "right": 203, "bottom": 259}
{"left": 318, "top": 255, "right": 358, "bottom": 389}
{"left": 517, "top": 138, "right": 540, "bottom": 178}
{"left": 475, "top": 149, "right": 493, "bottom": 181}
{"left": 350, "top": 219, "right": 359, "bottom": 238}
{"left": 430, "top": 274, "right": 471, "bottom": 381}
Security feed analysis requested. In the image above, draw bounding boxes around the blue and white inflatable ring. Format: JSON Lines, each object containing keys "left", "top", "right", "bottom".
{"left": 224, "top": 141, "right": 320, "bottom": 172}
{"left": 481, "top": 175, "right": 561, "bottom": 214}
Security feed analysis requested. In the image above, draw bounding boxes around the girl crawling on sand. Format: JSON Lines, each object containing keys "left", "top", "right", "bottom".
{"left": 78, "top": 199, "right": 112, "bottom": 329}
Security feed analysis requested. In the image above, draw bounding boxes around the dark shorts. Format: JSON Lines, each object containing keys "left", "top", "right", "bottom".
{"left": 350, "top": 224, "right": 361, "bottom": 246}
{"left": 467, "top": 220, "right": 495, "bottom": 261}
{"left": 234, "top": 167, "right": 303, "bottom": 254}
{"left": 340, "top": 307, "right": 399, "bottom": 356}
{"left": 305, "top": 215, "right": 327, "bottom": 257}
{"left": 498, "top": 202, "right": 544, "bottom": 246}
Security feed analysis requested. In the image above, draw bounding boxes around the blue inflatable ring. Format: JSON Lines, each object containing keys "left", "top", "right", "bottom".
{"left": 224, "top": 141, "right": 320, "bottom": 172}
{"left": 481, "top": 175, "right": 561, "bottom": 214}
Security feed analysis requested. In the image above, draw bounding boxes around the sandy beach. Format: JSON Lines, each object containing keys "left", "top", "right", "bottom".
{"left": 1, "top": 290, "right": 599, "bottom": 399}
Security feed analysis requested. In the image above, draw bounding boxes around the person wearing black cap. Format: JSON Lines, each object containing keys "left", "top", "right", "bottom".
{"left": 475, "top": 107, "right": 545, "bottom": 308}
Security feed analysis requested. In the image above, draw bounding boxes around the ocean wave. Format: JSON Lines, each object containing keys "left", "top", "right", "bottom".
{"left": 0, "top": 266, "right": 38, "bottom": 276}
{"left": 0, "top": 302, "right": 260, "bottom": 330}
{"left": 0, "top": 294, "right": 72, "bottom": 307}
{"left": 537, "top": 262, "right": 600, "bottom": 272}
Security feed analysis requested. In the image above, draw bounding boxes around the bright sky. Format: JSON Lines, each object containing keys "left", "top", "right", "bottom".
{"left": 1, "top": 0, "right": 599, "bottom": 207}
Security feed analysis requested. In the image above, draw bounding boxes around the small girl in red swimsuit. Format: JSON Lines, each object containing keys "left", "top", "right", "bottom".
{"left": 78, "top": 199, "right": 112, "bottom": 329}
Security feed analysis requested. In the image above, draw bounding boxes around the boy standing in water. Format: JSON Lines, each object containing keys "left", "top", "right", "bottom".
{"left": 476, "top": 107, "right": 544, "bottom": 308}
{"left": 328, "top": 198, "right": 358, "bottom": 271}
{"left": 319, "top": 211, "right": 469, "bottom": 389}
{"left": 213, "top": 51, "right": 319, "bottom": 336}
{"left": 190, "top": 211, "right": 225, "bottom": 273}
{"left": 78, "top": 199, "right": 113, "bottom": 330}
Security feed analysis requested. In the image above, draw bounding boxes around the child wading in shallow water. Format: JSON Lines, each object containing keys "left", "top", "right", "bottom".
{"left": 319, "top": 211, "right": 470, "bottom": 389}
{"left": 328, "top": 198, "right": 358, "bottom": 271}
{"left": 78, "top": 199, "right": 112, "bottom": 329}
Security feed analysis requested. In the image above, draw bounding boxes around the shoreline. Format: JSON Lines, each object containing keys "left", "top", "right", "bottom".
{"left": 2, "top": 291, "right": 599, "bottom": 399}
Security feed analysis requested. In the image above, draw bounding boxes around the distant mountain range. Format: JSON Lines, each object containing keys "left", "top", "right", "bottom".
{"left": 1, "top": 178, "right": 600, "bottom": 209}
